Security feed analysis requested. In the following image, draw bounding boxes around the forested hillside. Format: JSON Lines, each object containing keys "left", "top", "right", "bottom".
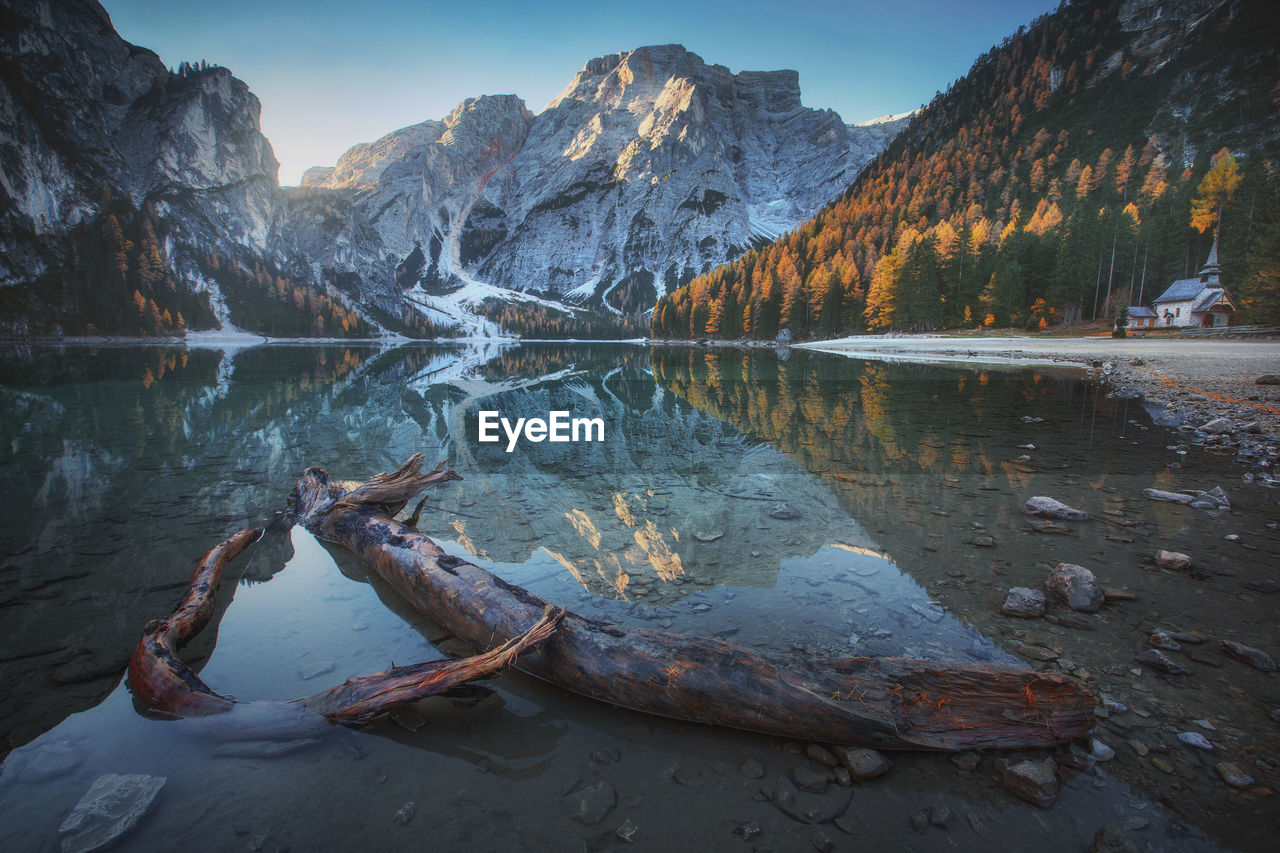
{"left": 653, "top": 0, "right": 1280, "bottom": 340}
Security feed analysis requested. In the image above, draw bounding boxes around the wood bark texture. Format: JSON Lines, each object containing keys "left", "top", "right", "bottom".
{"left": 126, "top": 524, "right": 563, "bottom": 728}
{"left": 289, "top": 454, "right": 1096, "bottom": 750}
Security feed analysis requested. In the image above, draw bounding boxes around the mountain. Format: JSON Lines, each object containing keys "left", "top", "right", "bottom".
{"left": 0, "top": 4, "right": 907, "bottom": 339}
{"left": 295, "top": 45, "right": 910, "bottom": 329}
{"left": 653, "top": 0, "right": 1280, "bottom": 340}
{"left": 0, "top": 0, "right": 380, "bottom": 337}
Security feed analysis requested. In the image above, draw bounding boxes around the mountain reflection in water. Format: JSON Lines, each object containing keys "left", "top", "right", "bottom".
{"left": 0, "top": 341, "right": 1264, "bottom": 852}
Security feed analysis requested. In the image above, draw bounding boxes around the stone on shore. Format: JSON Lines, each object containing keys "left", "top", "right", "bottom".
{"left": 1000, "top": 587, "right": 1046, "bottom": 617}
{"left": 1199, "top": 417, "right": 1234, "bottom": 434}
{"left": 1023, "top": 496, "right": 1088, "bottom": 521}
{"left": 1001, "top": 758, "right": 1059, "bottom": 806}
{"left": 59, "top": 773, "right": 166, "bottom": 853}
{"left": 1046, "top": 563, "right": 1103, "bottom": 612}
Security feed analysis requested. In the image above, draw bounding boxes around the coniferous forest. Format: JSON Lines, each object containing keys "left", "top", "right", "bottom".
{"left": 653, "top": 0, "right": 1280, "bottom": 341}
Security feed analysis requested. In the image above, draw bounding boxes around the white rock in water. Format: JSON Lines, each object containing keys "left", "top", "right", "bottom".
{"left": 1143, "top": 488, "right": 1194, "bottom": 504}
{"left": 59, "top": 774, "right": 166, "bottom": 853}
{"left": 1177, "top": 732, "right": 1214, "bottom": 751}
{"left": 1023, "top": 496, "right": 1088, "bottom": 520}
{"left": 1154, "top": 550, "right": 1192, "bottom": 571}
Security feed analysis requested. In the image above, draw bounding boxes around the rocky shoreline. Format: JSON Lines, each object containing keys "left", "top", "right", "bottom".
{"left": 798, "top": 335, "right": 1280, "bottom": 474}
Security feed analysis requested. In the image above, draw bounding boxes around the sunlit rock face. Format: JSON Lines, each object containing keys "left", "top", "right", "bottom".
{"left": 298, "top": 45, "right": 909, "bottom": 313}
{"left": 288, "top": 95, "right": 535, "bottom": 306}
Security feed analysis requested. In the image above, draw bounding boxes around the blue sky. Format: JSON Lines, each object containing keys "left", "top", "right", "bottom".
{"left": 102, "top": 0, "right": 1060, "bottom": 185}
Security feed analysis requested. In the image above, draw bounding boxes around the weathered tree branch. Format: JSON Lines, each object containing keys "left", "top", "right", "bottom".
{"left": 289, "top": 454, "right": 1096, "bottom": 750}
{"left": 125, "top": 522, "right": 563, "bottom": 729}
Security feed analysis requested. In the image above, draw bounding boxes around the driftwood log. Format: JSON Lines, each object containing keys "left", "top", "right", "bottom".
{"left": 126, "top": 526, "right": 564, "bottom": 730}
{"left": 289, "top": 454, "right": 1096, "bottom": 750}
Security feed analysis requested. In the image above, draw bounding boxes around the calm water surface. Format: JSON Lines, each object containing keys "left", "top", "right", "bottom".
{"left": 0, "top": 342, "right": 1276, "bottom": 851}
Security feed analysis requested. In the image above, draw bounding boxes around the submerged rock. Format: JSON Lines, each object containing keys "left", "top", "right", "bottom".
{"left": 768, "top": 503, "right": 800, "bottom": 520}
{"left": 1215, "top": 761, "right": 1255, "bottom": 788}
{"left": 805, "top": 744, "right": 839, "bottom": 767}
{"left": 616, "top": 818, "right": 639, "bottom": 843}
{"left": 1046, "top": 563, "right": 1103, "bottom": 612}
{"left": 1177, "top": 732, "right": 1214, "bottom": 751}
{"left": 792, "top": 764, "right": 830, "bottom": 793}
{"left": 1023, "top": 496, "right": 1088, "bottom": 521}
{"left": 1220, "top": 640, "right": 1277, "bottom": 672}
{"left": 59, "top": 773, "right": 166, "bottom": 853}
{"left": 1143, "top": 488, "right": 1194, "bottom": 505}
{"left": 831, "top": 747, "right": 891, "bottom": 781}
{"left": 1090, "top": 824, "right": 1140, "bottom": 853}
{"left": 1154, "top": 550, "right": 1192, "bottom": 571}
{"left": 393, "top": 801, "right": 416, "bottom": 825}
{"left": 1134, "top": 649, "right": 1189, "bottom": 675}
{"left": 1001, "top": 758, "right": 1058, "bottom": 806}
{"left": 9, "top": 739, "right": 83, "bottom": 783}
{"left": 999, "top": 587, "right": 1046, "bottom": 618}
{"left": 1189, "top": 487, "right": 1230, "bottom": 511}
{"left": 1148, "top": 631, "right": 1182, "bottom": 652}
{"left": 565, "top": 779, "right": 617, "bottom": 825}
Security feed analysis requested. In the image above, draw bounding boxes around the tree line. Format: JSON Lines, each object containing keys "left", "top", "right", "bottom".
{"left": 654, "top": 0, "right": 1280, "bottom": 340}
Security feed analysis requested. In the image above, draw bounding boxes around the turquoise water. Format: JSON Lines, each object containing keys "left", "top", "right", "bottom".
{"left": 1, "top": 341, "right": 1274, "bottom": 851}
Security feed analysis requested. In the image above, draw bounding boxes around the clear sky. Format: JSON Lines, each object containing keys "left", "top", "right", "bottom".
{"left": 101, "top": 0, "right": 1060, "bottom": 185}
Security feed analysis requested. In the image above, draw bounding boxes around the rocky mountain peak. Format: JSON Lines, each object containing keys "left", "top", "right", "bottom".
{"left": 439, "top": 94, "right": 534, "bottom": 152}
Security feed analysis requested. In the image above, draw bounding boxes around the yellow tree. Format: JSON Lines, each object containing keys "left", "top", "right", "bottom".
{"left": 1190, "top": 148, "right": 1241, "bottom": 234}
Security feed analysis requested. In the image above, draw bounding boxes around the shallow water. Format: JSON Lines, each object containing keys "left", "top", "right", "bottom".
{"left": 0, "top": 341, "right": 1275, "bottom": 851}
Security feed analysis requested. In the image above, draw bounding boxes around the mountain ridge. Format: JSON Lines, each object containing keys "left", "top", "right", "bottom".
{"left": 653, "top": 0, "right": 1280, "bottom": 340}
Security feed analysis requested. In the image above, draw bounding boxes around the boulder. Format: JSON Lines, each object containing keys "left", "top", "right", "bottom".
{"left": 1046, "top": 563, "right": 1103, "bottom": 612}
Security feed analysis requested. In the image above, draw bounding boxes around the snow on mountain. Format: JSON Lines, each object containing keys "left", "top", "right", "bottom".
{"left": 297, "top": 45, "right": 909, "bottom": 324}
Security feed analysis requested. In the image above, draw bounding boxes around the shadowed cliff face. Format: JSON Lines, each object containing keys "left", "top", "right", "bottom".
{"left": 0, "top": 1, "right": 288, "bottom": 281}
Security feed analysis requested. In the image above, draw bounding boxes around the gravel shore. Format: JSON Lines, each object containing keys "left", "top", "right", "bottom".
{"left": 801, "top": 334, "right": 1280, "bottom": 469}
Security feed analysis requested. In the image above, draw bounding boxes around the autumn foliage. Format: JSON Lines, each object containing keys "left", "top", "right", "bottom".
{"left": 654, "top": 0, "right": 1280, "bottom": 339}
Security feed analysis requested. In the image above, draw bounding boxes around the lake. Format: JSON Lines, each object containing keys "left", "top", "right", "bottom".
{"left": 1, "top": 341, "right": 1276, "bottom": 851}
